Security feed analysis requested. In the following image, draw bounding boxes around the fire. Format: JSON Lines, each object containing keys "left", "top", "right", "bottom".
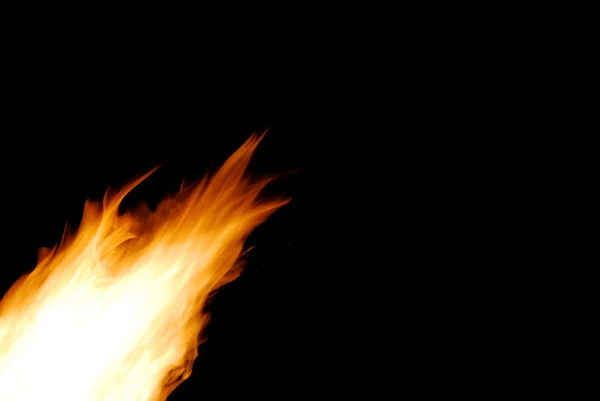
{"left": 0, "top": 134, "right": 288, "bottom": 401}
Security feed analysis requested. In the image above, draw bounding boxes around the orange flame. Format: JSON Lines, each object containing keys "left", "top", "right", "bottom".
{"left": 0, "top": 133, "right": 289, "bottom": 401}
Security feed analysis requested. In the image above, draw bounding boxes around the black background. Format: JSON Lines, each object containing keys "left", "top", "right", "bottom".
{"left": 0, "top": 90, "right": 307, "bottom": 399}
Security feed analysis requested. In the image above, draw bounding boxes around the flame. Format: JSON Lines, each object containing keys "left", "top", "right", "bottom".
{"left": 0, "top": 133, "right": 288, "bottom": 401}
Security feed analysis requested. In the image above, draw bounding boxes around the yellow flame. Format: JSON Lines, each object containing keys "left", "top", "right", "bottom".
{"left": 0, "top": 133, "right": 288, "bottom": 401}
